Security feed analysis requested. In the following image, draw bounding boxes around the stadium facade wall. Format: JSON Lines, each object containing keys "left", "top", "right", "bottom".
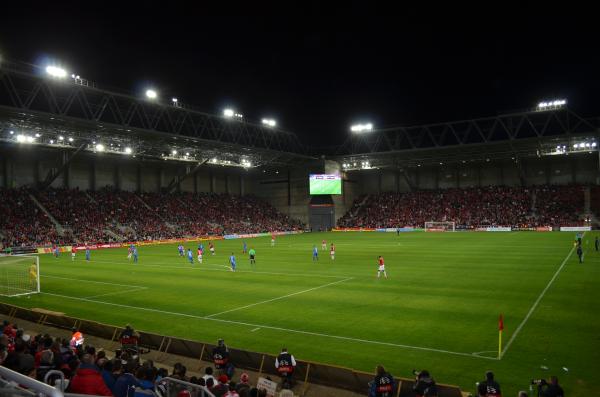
{"left": 346, "top": 153, "right": 599, "bottom": 194}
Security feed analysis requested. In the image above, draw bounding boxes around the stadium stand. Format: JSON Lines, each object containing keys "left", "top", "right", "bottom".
{"left": 0, "top": 188, "right": 303, "bottom": 248}
{"left": 338, "top": 185, "right": 586, "bottom": 229}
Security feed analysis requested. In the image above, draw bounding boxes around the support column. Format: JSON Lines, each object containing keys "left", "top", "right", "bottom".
{"left": 158, "top": 168, "right": 164, "bottom": 193}
{"left": 62, "top": 151, "right": 70, "bottom": 189}
{"left": 90, "top": 160, "right": 97, "bottom": 191}
{"left": 194, "top": 171, "right": 198, "bottom": 194}
{"left": 225, "top": 174, "right": 230, "bottom": 194}
{"left": 2, "top": 155, "right": 9, "bottom": 188}
{"left": 114, "top": 163, "right": 122, "bottom": 191}
{"left": 545, "top": 160, "right": 551, "bottom": 185}
{"left": 136, "top": 163, "right": 142, "bottom": 193}
{"left": 378, "top": 171, "right": 382, "bottom": 193}
{"left": 210, "top": 171, "right": 215, "bottom": 193}
{"left": 455, "top": 167, "right": 460, "bottom": 188}
{"left": 34, "top": 159, "right": 41, "bottom": 186}
{"left": 287, "top": 169, "right": 291, "bottom": 206}
{"left": 240, "top": 175, "right": 244, "bottom": 196}
{"left": 395, "top": 171, "right": 400, "bottom": 192}
{"left": 572, "top": 159, "right": 577, "bottom": 183}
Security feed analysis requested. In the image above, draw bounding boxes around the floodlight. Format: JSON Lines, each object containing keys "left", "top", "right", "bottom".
{"left": 145, "top": 89, "right": 158, "bottom": 99}
{"left": 573, "top": 143, "right": 578, "bottom": 148}
{"left": 172, "top": 150, "right": 177, "bottom": 155}
{"left": 95, "top": 144, "right": 105, "bottom": 152}
{"left": 593, "top": 142, "right": 597, "bottom": 148}
{"left": 172, "top": 98, "right": 178, "bottom": 103}
{"left": 16, "top": 134, "right": 26, "bottom": 143}
{"left": 350, "top": 123, "right": 373, "bottom": 133}
{"left": 58, "top": 136, "right": 64, "bottom": 141}
{"left": 125, "top": 147, "right": 132, "bottom": 154}
{"left": 9, "top": 130, "right": 14, "bottom": 135}
{"left": 50, "top": 140, "right": 54, "bottom": 144}
{"left": 223, "top": 109, "right": 234, "bottom": 117}
{"left": 185, "top": 152, "right": 190, "bottom": 156}
{"left": 68, "top": 137, "right": 74, "bottom": 142}
{"left": 262, "top": 118, "right": 277, "bottom": 127}
{"left": 35, "top": 133, "right": 41, "bottom": 138}
{"left": 26, "top": 136, "right": 34, "bottom": 143}
{"left": 45, "top": 66, "right": 67, "bottom": 78}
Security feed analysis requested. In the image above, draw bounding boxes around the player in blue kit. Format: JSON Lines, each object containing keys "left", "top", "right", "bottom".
{"left": 187, "top": 248, "right": 194, "bottom": 264}
{"left": 312, "top": 245, "right": 318, "bottom": 262}
{"left": 178, "top": 245, "right": 184, "bottom": 257}
{"left": 85, "top": 248, "right": 91, "bottom": 262}
{"left": 242, "top": 241, "right": 247, "bottom": 254}
{"left": 229, "top": 253, "right": 236, "bottom": 272}
{"left": 132, "top": 247, "right": 138, "bottom": 263}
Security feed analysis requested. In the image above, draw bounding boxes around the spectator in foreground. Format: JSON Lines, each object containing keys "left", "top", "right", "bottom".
{"left": 368, "top": 365, "right": 395, "bottom": 397}
{"left": 236, "top": 373, "right": 251, "bottom": 395}
{"left": 203, "top": 366, "right": 217, "bottom": 385}
{"left": 69, "top": 353, "right": 113, "bottom": 396}
{"left": 477, "top": 371, "right": 501, "bottom": 397}
{"left": 518, "top": 392, "right": 528, "bottom": 397}
{"left": 113, "top": 361, "right": 140, "bottom": 397}
{"left": 211, "top": 374, "right": 230, "bottom": 397}
{"left": 538, "top": 376, "right": 564, "bottom": 397}
{"left": 413, "top": 370, "right": 437, "bottom": 397}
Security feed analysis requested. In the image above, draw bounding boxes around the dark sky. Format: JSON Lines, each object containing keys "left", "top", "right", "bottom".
{"left": 1, "top": 4, "right": 599, "bottom": 147}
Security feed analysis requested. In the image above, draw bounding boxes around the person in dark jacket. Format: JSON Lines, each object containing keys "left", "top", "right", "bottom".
{"left": 69, "top": 354, "right": 113, "bottom": 396}
{"left": 413, "top": 370, "right": 437, "bottom": 397}
{"left": 477, "top": 371, "right": 501, "bottom": 397}
{"left": 113, "top": 361, "right": 140, "bottom": 397}
{"left": 368, "top": 365, "right": 395, "bottom": 397}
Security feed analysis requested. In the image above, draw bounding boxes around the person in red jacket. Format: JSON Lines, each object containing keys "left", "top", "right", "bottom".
{"left": 69, "top": 354, "right": 113, "bottom": 396}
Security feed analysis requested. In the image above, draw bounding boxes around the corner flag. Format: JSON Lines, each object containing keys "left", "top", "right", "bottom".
{"left": 498, "top": 314, "right": 504, "bottom": 359}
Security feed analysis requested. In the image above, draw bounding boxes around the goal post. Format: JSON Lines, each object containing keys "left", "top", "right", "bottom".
{"left": 0, "top": 255, "right": 40, "bottom": 297}
{"left": 424, "top": 221, "right": 456, "bottom": 232}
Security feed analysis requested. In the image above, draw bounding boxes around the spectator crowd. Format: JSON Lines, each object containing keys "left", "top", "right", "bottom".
{"left": 0, "top": 188, "right": 303, "bottom": 249}
{"left": 338, "top": 185, "right": 585, "bottom": 229}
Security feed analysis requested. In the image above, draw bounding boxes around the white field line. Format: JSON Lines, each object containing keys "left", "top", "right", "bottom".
{"left": 40, "top": 291, "right": 497, "bottom": 360}
{"left": 205, "top": 277, "right": 354, "bottom": 318}
{"left": 84, "top": 260, "right": 347, "bottom": 279}
{"left": 42, "top": 274, "right": 145, "bottom": 288}
{"left": 84, "top": 286, "right": 148, "bottom": 299}
{"left": 499, "top": 233, "right": 582, "bottom": 359}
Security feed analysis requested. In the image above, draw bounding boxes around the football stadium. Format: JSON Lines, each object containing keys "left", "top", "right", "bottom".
{"left": 0, "top": 13, "right": 599, "bottom": 397}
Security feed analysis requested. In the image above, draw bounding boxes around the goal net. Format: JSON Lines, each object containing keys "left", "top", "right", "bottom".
{"left": 424, "top": 221, "right": 456, "bottom": 232}
{"left": 0, "top": 255, "right": 40, "bottom": 297}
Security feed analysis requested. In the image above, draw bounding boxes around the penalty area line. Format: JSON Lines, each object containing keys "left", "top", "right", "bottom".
{"left": 499, "top": 233, "right": 582, "bottom": 359}
{"left": 40, "top": 291, "right": 497, "bottom": 360}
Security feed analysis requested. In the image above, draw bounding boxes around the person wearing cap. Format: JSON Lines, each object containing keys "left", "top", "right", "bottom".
{"left": 211, "top": 374, "right": 230, "bottom": 397}
{"left": 212, "top": 339, "right": 234, "bottom": 379}
{"left": 235, "top": 373, "right": 251, "bottom": 395}
{"left": 275, "top": 347, "right": 296, "bottom": 388}
{"left": 477, "top": 371, "right": 501, "bottom": 397}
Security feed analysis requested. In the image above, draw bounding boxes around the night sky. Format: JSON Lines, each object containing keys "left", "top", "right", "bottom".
{"left": 1, "top": 5, "right": 598, "bottom": 147}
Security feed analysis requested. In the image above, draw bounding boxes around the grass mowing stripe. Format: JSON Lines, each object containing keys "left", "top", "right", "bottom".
{"left": 42, "top": 274, "right": 145, "bottom": 288}
{"left": 40, "top": 291, "right": 496, "bottom": 360}
{"left": 205, "top": 277, "right": 354, "bottom": 318}
{"left": 83, "top": 287, "right": 148, "bottom": 299}
{"left": 85, "top": 260, "right": 346, "bottom": 279}
{"left": 499, "top": 233, "right": 581, "bottom": 359}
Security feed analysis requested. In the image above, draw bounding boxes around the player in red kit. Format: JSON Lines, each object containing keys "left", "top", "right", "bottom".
{"left": 271, "top": 233, "right": 276, "bottom": 247}
{"left": 321, "top": 239, "right": 327, "bottom": 250}
{"left": 377, "top": 256, "right": 387, "bottom": 279}
{"left": 330, "top": 243, "right": 335, "bottom": 260}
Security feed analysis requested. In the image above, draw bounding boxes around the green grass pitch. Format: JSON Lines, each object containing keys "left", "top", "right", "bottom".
{"left": 2, "top": 231, "right": 599, "bottom": 396}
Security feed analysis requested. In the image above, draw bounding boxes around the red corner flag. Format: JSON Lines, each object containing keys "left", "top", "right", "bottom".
{"left": 498, "top": 314, "right": 504, "bottom": 331}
